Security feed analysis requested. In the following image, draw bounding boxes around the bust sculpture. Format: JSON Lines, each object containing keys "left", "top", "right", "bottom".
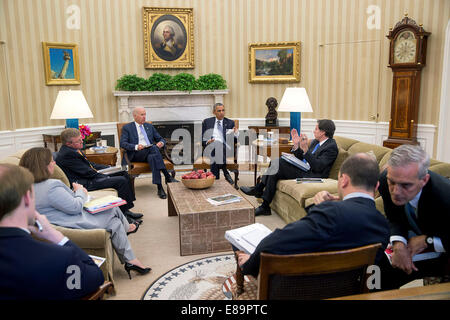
{"left": 265, "top": 97, "right": 279, "bottom": 127}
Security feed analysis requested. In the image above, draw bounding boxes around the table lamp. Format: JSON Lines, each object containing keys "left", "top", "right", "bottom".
{"left": 277, "top": 87, "right": 313, "bottom": 138}
{"left": 50, "top": 90, "right": 93, "bottom": 128}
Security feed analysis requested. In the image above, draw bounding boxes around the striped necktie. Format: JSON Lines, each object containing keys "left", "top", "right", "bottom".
{"left": 78, "top": 150, "right": 98, "bottom": 172}
{"left": 139, "top": 125, "right": 151, "bottom": 146}
{"left": 405, "top": 202, "right": 421, "bottom": 235}
{"left": 303, "top": 142, "right": 320, "bottom": 163}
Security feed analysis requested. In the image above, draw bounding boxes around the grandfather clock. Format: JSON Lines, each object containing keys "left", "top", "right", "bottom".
{"left": 383, "top": 15, "right": 430, "bottom": 149}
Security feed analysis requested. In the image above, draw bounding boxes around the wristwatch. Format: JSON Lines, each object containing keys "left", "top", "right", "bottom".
{"left": 426, "top": 236, "right": 434, "bottom": 248}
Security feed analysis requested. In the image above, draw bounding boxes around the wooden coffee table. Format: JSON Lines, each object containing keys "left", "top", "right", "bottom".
{"left": 167, "top": 180, "right": 255, "bottom": 256}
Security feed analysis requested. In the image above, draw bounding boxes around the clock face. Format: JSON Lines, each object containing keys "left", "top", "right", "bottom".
{"left": 394, "top": 30, "right": 417, "bottom": 64}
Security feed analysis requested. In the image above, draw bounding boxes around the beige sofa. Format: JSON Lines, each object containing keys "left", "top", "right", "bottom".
{"left": 0, "top": 150, "right": 117, "bottom": 288}
{"left": 270, "top": 136, "right": 450, "bottom": 224}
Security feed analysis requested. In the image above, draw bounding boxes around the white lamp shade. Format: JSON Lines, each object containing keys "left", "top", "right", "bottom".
{"left": 277, "top": 87, "right": 313, "bottom": 113}
{"left": 50, "top": 90, "right": 94, "bottom": 119}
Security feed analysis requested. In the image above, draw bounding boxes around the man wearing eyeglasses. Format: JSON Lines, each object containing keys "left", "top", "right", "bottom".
{"left": 378, "top": 144, "right": 450, "bottom": 290}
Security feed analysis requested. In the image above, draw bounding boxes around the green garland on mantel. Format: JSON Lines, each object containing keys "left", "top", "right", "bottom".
{"left": 115, "top": 73, "right": 227, "bottom": 92}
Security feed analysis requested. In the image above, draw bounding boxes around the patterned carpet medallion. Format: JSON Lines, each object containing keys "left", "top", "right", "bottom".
{"left": 142, "top": 254, "right": 257, "bottom": 300}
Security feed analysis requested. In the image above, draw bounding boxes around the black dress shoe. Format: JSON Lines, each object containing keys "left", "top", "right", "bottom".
{"left": 124, "top": 211, "right": 143, "bottom": 220}
{"left": 224, "top": 173, "right": 234, "bottom": 185}
{"left": 165, "top": 176, "right": 179, "bottom": 184}
{"left": 240, "top": 186, "right": 263, "bottom": 198}
{"left": 255, "top": 204, "right": 271, "bottom": 216}
{"left": 157, "top": 187, "right": 167, "bottom": 199}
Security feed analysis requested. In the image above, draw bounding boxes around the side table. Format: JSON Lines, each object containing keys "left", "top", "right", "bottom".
{"left": 84, "top": 147, "right": 118, "bottom": 166}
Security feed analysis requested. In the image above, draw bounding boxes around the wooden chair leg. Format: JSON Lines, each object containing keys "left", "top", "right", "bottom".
{"left": 234, "top": 251, "right": 245, "bottom": 296}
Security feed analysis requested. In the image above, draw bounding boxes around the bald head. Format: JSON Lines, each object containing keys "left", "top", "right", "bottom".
{"left": 133, "top": 107, "right": 146, "bottom": 125}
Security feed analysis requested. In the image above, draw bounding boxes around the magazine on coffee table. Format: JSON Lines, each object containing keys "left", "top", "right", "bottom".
{"left": 225, "top": 223, "right": 272, "bottom": 254}
{"left": 207, "top": 194, "right": 242, "bottom": 206}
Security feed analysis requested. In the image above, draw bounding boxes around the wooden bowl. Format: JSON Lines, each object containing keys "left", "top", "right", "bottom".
{"left": 181, "top": 176, "right": 215, "bottom": 189}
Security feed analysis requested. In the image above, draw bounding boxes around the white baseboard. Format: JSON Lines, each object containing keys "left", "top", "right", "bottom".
{"left": 0, "top": 119, "right": 436, "bottom": 158}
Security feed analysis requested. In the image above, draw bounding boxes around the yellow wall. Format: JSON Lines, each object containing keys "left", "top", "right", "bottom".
{"left": 1, "top": 0, "right": 449, "bottom": 130}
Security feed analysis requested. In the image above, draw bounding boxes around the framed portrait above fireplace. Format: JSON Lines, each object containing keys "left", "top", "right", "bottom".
{"left": 248, "top": 41, "right": 300, "bottom": 83}
{"left": 143, "top": 7, "right": 194, "bottom": 69}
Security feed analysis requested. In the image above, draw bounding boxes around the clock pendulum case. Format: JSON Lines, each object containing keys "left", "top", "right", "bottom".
{"left": 383, "top": 15, "right": 430, "bottom": 149}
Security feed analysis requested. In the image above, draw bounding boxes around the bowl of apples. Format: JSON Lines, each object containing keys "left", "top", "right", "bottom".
{"left": 181, "top": 170, "right": 215, "bottom": 189}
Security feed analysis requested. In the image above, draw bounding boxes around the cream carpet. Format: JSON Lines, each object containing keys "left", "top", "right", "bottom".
{"left": 108, "top": 172, "right": 286, "bottom": 300}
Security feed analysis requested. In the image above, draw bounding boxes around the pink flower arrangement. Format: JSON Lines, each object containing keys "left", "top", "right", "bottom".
{"left": 79, "top": 124, "right": 92, "bottom": 141}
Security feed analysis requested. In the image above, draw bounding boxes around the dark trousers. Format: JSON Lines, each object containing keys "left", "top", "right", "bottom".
{"left": 377, "top": 254, "right": 449, "bottom": 290}
{"left": 131, "top": 146, "right": 166, "bottom": 185}
{"left": 86, "top": 171, "right": 135, "bottom": 212}
{"left": 261, "top": 158, "right": 308, "bottom": 204}
{"left": 209, "top": 143, "right": 230, "bottom": 179}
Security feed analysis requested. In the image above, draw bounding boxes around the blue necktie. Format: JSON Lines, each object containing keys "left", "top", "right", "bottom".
{"left": 303, "top": 143, "right": 320, "bottom": 163}
{"left": 405, "top": 202, "right": 421, "bottom": 235}
{"left": 311, "top": 143, "right": 320, "bottom": 154}
{"left": 139, "top": 125, "right": 151, "bottom": 146}
{"left": 216, "top": 120, "right": 224, "bottom": 141}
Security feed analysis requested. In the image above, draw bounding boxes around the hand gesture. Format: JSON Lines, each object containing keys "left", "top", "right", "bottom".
{"left": 156, "top": 141, "right": 164, "bottom": 149}
{"left": 137, "top": 144, "right": 145, "bottom": 150}
{"left": 73, "top": 182, "right": 88, "bottom": 195}
{"left": 391, "top": 241, "right": 417, "bottom": 274}
{"left": 313, "top": 190, "right": 340, "bottom": 205}
{"left": 28, "top": 212, "right": 64, "bottom": 244}
{"left": 236, "top": 251, "right": 250, "bottom": 267}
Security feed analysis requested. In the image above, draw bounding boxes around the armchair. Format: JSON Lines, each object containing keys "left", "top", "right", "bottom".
{"left": 116, "top": 122, "right": 175, "bottom": 193}
{"left": 257, "top": 243, "right": 381, "bottom": 300}
{"left": 193, "top": 119, "right": 240, "bottom": 189}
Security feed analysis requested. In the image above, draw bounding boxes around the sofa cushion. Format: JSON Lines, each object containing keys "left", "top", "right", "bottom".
{"left": 51, "top": 164, "right": 70, "bottom": 187}
{"left": 334, "top": 136, "right": 359, "bottom": 151}
{"left": 276, "top": 178, "right": 338, "bottom": 207}
{"left": 347, "top": 142, "right": 391, "bottom": 162}
{"left": 378, "top": 150, "right": 393, "bottom": 172}
{"left": 429, "top": 163, "right": 450, "bottom": 179}
{"left": 328, "top": 148, "right": 349, "bottom": 180}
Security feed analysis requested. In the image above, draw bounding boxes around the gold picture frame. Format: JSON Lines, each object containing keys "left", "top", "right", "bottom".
{"left": 248, "top": 41, "right": 300, "bottom": 83}
{"left": 42, "top": 42, "right": 80, "bottom": 85}
{"left": 143, "top": 7, "right": 194, "bottom": 69}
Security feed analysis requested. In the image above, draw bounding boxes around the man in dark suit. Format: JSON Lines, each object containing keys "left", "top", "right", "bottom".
{"left": 0, "top": 164, "right": 104, "bottom": 299}
{"left": 241, "top": 119, "right": 338, "bottom": 216}
{"left": 55, "top": 128, "right": 142, "bottom": 222}
{"left": 202, "top": 103, "right": 238, "bottom": 185}
{"left": 378, "top": 144, "right": 450, "bottom": 290}
{"left": 120, "top": 107, "right": 178, "bottom": 199}
{"left": 236, "top": 153, "right": 390, "bottom": 278}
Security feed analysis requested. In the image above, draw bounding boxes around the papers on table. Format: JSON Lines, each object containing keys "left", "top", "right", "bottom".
{"left": 296, "top": 178, "right": 324, "bottom": 183}
{"left": 207, "top": 194, "right": 242, "bottom": 206}
{"left": 84, "top": 195, "right": 127, "bottom": 214}
{"left": 225, "top": 223, "right": 272, "bottom": 254}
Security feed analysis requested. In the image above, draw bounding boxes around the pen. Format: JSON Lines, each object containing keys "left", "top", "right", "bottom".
{"left": 35, "top": 220, "right": 43, "bottom": 232}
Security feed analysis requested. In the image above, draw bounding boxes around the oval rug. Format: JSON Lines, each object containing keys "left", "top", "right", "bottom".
{"left": 141, "top": 254, "right": 255, "bottom": 300}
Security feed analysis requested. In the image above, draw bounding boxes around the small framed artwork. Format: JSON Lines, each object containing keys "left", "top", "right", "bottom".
{"left": 42, "top": 42, "right": 80, "bottom": 85}
{"left": 143, "top": 7, "right": 194, "bottom": 69}
{"left": 248, "top": 42, "right": 300, "bottom": 83}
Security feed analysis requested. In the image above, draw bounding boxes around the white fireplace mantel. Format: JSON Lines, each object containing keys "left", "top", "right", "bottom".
{"left": 113, "top": 90, "right": 229, "bottom": 123}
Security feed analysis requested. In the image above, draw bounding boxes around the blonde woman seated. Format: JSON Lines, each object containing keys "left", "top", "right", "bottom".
{"left": 19, "top": 147, "right": 150, "bottom": 279}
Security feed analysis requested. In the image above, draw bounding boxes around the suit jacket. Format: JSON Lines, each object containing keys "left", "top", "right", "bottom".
{"left": 55, "top": 145, "right": 107, "bottom": 186}
{"left": 379, "top": 170, "right": 450, "bottom": 252}
{"left": 0, "top": 227, "right": 104, "bottom": 299}
{"left": 202, "top": 117, "right": 236, "bottom": 150}
{"left": 241, "top": 197, "right": 390, "bottom": 277}
{"left": 120, "top": 122, "right": 166, "bottom": 164}
{"left": 292, "top": 138, "right": 338, "bottom": 178}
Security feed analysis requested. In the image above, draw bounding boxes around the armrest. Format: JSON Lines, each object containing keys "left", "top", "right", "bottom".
{"left": 276, "top": 178, "right": 338, "bottom": 207}
{"left": 53, "top": 225, "right": 109, "bottom": 249}
{"left": 120, "top": 148, "right": 134, "bottom": 170}
{"left": 161, "top": 145, "right": 173, "bottom": 163}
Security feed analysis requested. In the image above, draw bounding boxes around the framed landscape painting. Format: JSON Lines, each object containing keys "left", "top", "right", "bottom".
{"left": 42, "top": 42, "right": 80, "bottom": 85}
{"left": 143, "top": 7, "right": 194, "bottom": 69}
{"left": 248, "top": 42, "right": 300, "bottom": 83}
